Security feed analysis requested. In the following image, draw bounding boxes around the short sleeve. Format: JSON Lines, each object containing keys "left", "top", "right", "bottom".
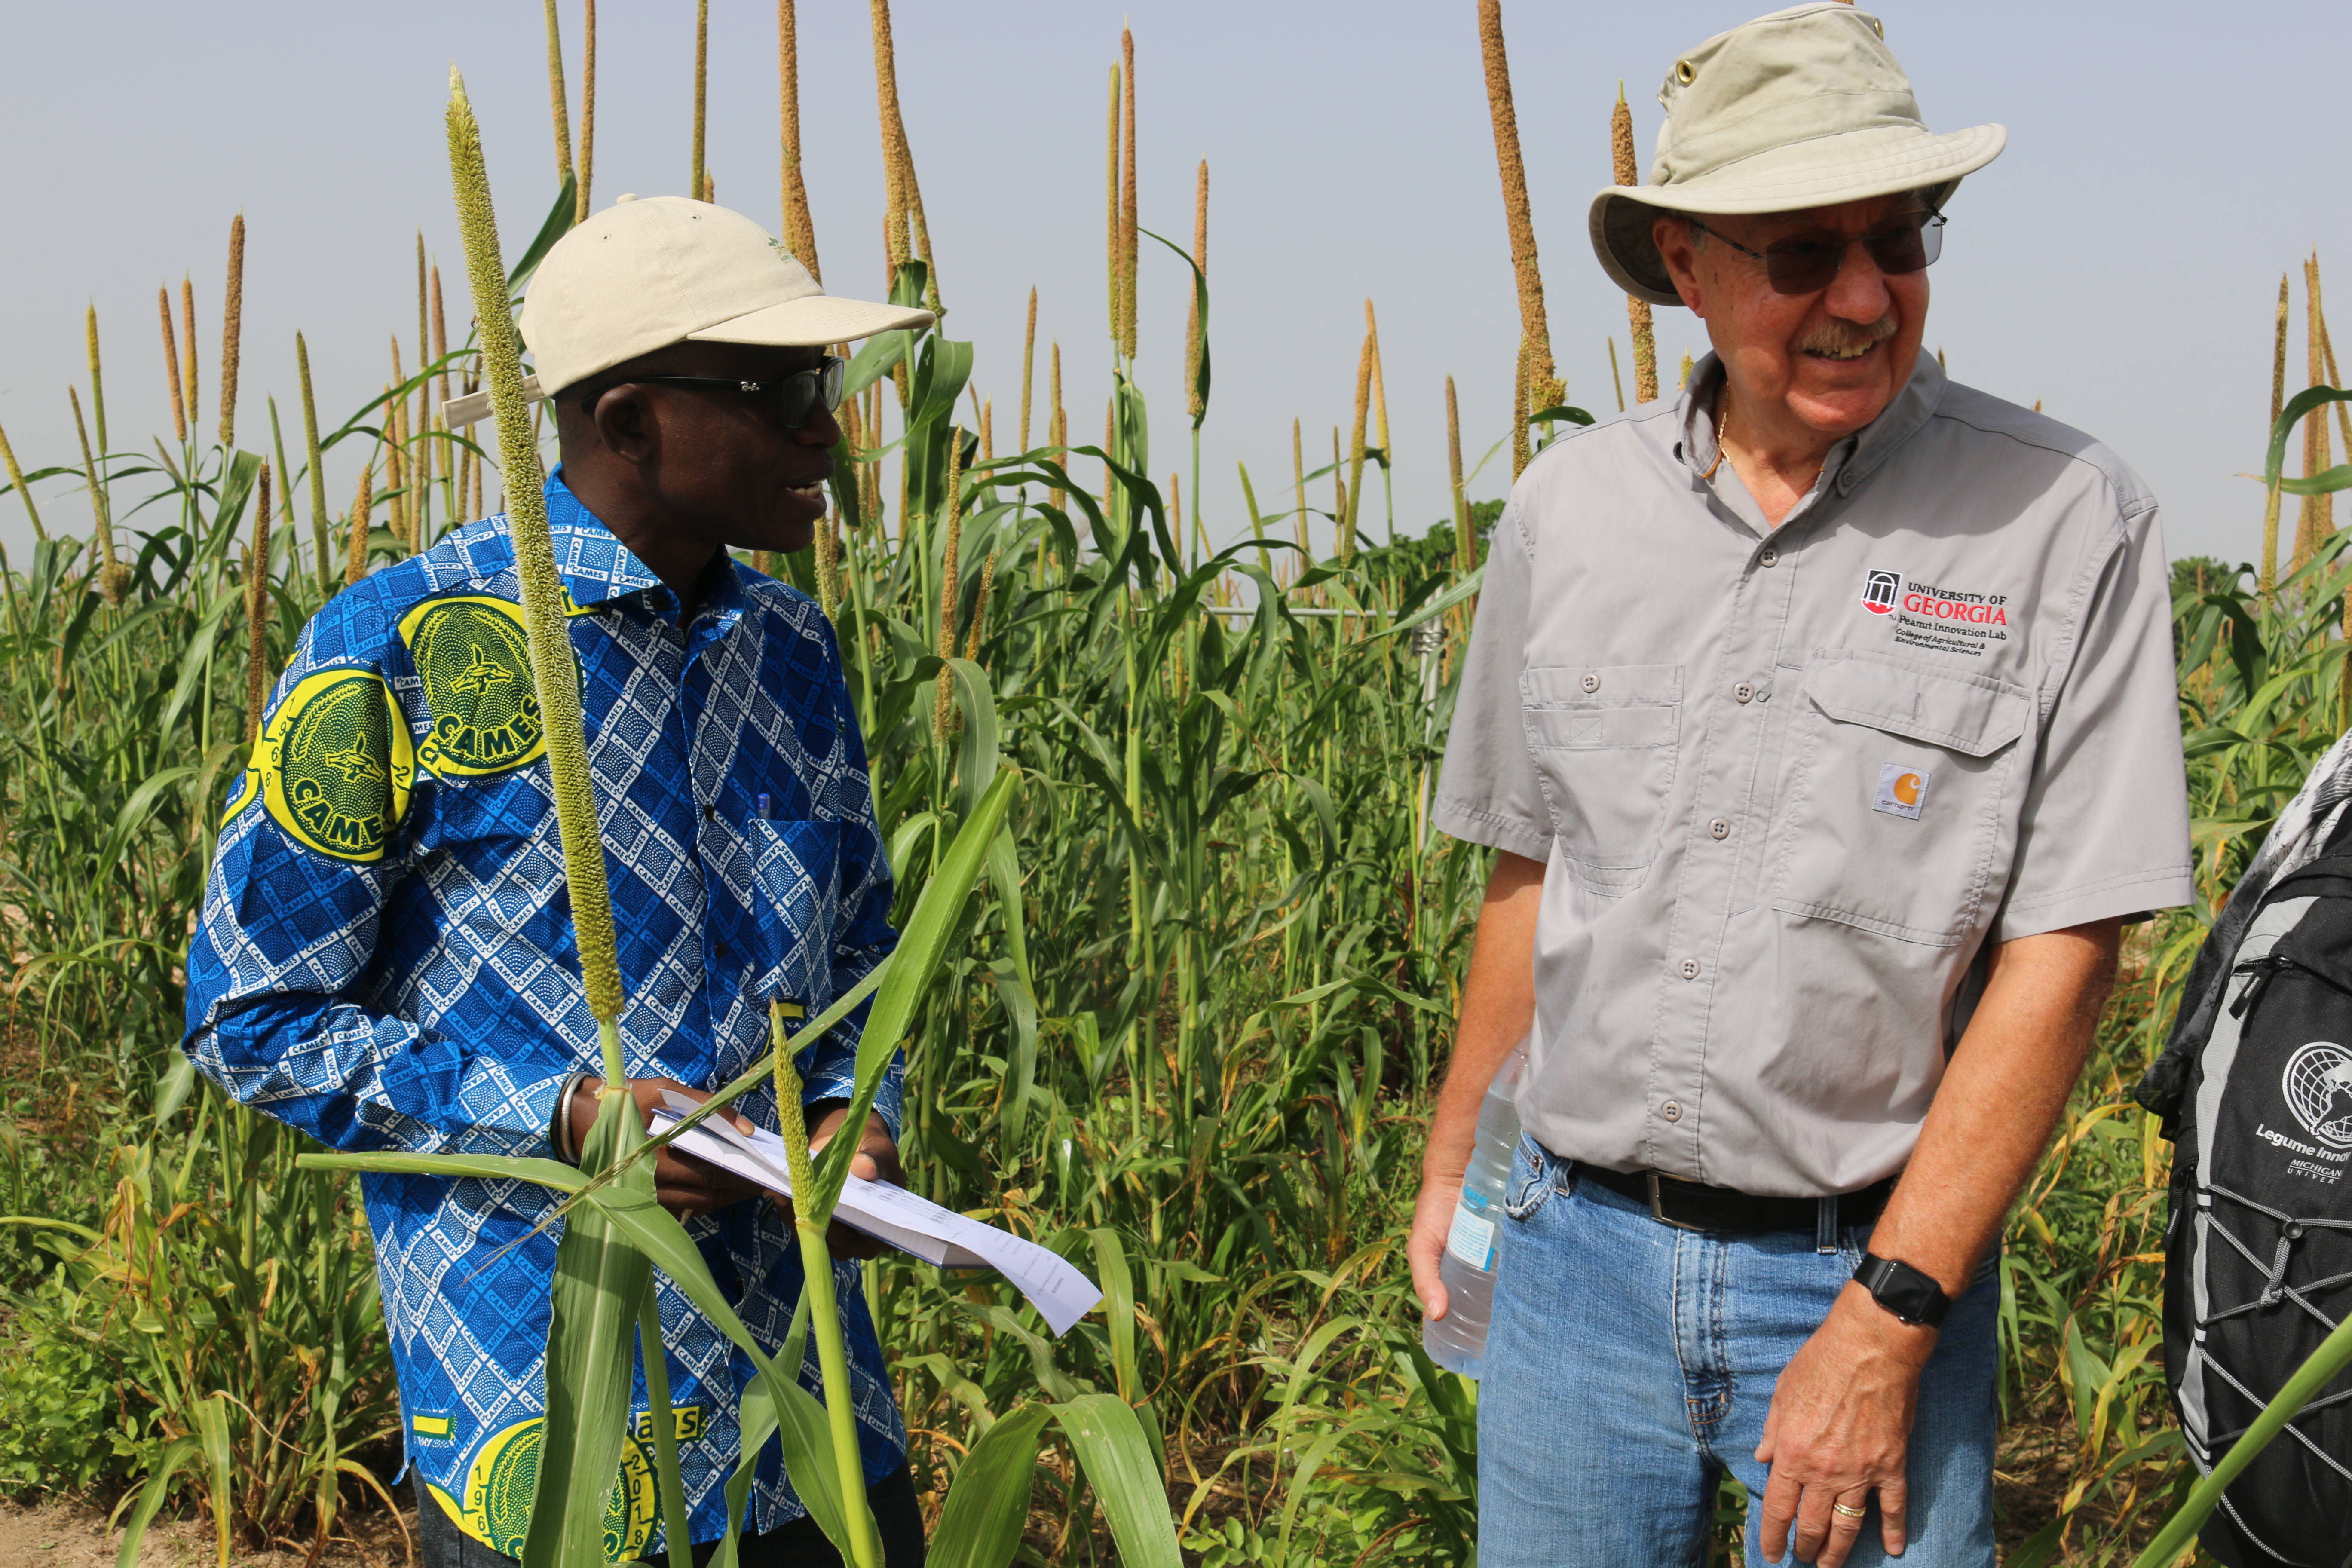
{"left": 1996, "top": 500, "right": 2195, "bottom": 939}
{"left": 1432, "top": 492, "right": 1552, "bottom": 862}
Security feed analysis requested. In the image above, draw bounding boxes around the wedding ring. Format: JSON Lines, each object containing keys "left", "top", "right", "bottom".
{"left": 1831, "top": 1501, "right": 1868, "bottom": 1521}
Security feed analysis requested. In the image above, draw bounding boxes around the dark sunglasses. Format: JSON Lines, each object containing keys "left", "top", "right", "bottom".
{"left": 582, "top": 355, "right": 847, "bottom": 429}
{"left": 1685, "top": 211, "right": 1945, "bottom": 296}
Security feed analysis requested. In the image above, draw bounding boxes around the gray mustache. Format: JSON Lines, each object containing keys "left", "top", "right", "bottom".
{"left": 1797, "top": 316, "right": 1899, "bottom": 355}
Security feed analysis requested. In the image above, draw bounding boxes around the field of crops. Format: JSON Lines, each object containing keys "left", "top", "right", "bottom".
{"left": 0, "top": 4, "right": 2346, "bottom": 1566}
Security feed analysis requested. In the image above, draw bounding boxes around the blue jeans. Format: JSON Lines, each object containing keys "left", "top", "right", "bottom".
{"left": 1477, "top": 1135, "right": 1998, "bottom": 1567}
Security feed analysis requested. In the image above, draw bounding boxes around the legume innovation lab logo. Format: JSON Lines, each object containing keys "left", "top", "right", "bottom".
{"left": 2282, "top": 1041, "right": 2352, "bottom": 1148}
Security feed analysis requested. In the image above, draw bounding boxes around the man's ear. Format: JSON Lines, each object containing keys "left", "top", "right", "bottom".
{"left": 588, "top": 385, "right": 660, "bottom": 468}
{"left": 1652, "top": 214, "right": 1709, "bottom": 318}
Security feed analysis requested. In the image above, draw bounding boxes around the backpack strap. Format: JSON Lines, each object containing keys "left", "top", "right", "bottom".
{"left": 2135, "top": 853, "right": 2352, "bottom": 1136}
{"left": 2135, "top": 725, "right": 2352, "bottom": 1131}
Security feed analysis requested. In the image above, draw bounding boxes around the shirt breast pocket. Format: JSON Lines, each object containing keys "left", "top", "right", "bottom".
{"left": 749, "top": 818, "right": 843, "bottom": 998}
{"left": 1771, "top": 650, "right": 2031, "bottom": 946}
{"left": 1519, "top": 664, "right": 1682, "bottom": 897}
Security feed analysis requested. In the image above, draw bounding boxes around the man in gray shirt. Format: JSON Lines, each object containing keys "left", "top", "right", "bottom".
{"left": 1409, "top": 8, "right": 2193, "bottom": 1566}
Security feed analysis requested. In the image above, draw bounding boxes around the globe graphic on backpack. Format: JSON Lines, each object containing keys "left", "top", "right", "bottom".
{"left": 2283, "top": 1041, "right": 2352, "bottom": 1148}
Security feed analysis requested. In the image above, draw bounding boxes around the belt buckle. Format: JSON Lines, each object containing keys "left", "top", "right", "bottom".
{"left": 1646, "top": 1172, "right": 1705, "bottom": 1232}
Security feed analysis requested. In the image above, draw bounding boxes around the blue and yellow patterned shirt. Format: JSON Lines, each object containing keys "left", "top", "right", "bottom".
{"left": 184, "top": 472, "right": 906, "bottom": 1555}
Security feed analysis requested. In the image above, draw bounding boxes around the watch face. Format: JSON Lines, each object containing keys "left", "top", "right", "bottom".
{"left": 1857, "top": 1253, "right": 1950, "bottom": 1327}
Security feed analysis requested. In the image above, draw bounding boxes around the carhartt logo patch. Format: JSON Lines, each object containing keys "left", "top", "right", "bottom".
{"left": 1873, "top": 763, "right": 1929, "bottom": 820}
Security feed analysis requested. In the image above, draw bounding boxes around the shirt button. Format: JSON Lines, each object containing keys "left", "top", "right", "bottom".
{"left": 1709, "top": 818, "right": 1730, "bottom": 840}
{"left": 1734, "top": 682, "right": 1754, "bottom": 703}
{"left": 1661, "top": 1100, "right": 1684, "bottom": 1123}
{"left": 1759, "top": 547, "right": 1779, "bottom": 567}
{"left": 1581, "top": 673, "right": 1601, "bottom": 694}
{"left": 1679, "top": 958, "right": 1701, "bottom": 980}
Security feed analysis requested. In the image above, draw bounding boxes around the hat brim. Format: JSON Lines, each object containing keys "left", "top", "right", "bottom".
{"left": 689, "top": 293, "right": 936, "bottom": 348}
{"left": 1590, "top": 122, "right": 2006, "bottom": 306}
{"left": 443, "top": 294, "right": 940, "bottom": 426}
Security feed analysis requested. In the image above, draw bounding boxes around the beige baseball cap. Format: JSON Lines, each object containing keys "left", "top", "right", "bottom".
{"left": 1590, "top": 3, "right": 2005, "bottom": 307}
{"left": 445, "top": 194, "right": 934, "bottom": 426}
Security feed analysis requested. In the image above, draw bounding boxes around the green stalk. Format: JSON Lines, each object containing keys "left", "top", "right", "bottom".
{"left": 297, "top": 334, "right": 329, "bottom": 595}
{"left": 933, "top": 426, "right": 964, "bottom": 744}
{"left": 71, "top": 387, "right": 125, "bottom": 605}
{"left": 85, "top": 304, "right": 108, "bottom": 457}
{"left": 447, "top": 66, "right": 627, "bottom": 1079}
{"left": 531, "top": 1086, "right": 655, "bottom": 1568}
{"left": 0, "top": 420, "right": 44, "bottom": 542}
{"left": 542, "top": 0, "right": 576, "bottom": 192}
{"left": 772, "top": 1001, "right": 882, "bottom": 1568}
{"left": 1341, "top": 328, "right": 1371, "bottom": 566}
{"left": 266, "top": 394, "right": 294, "bottom": 534}
{"left": 638, "top": 1290, "right": 692, "bottom": 1568}
{"left": 2132, "top": 1310, "right": 2352, "bottom": 1567}
{"left": 450, "top": 66, "right": 652, "bottom": 1568}
{"left": 847, "top": 511, "right": 877, "bottom": 741}
{"left": 691, "top": 0, "right": 709, "bottom": 200}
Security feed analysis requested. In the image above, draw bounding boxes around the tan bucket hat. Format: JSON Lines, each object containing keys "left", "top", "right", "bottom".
{"left": 1590, "top": 3, "right": 2005, "bottom": 307}
{"left": 446, "top": 194, "right": 934, "bottom": 425}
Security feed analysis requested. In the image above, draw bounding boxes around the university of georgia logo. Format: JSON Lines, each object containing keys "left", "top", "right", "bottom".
{"left": 2282, "top": 1041, "right": 2352, "bottom": 1148}
{"left": 1860, "top": 569, "right": 1901, "bottom": 616}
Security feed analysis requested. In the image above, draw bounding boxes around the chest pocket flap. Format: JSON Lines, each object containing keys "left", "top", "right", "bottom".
{"left": 1804, "top": 650, "right": 2028, "bottom": 756}
{"left": 1519, "top": 663, "right": 1683, "bottom": 895}
{"left": 1522, "top": 664, "right": 1681, "bottom": 749}
{"left": 1774, "top": 649, "right": 2033, "bottom": 945}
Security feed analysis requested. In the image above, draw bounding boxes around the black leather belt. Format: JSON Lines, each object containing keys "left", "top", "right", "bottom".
{"left": 1577, "top": 1164, "right": 1896, "bottom": 1235}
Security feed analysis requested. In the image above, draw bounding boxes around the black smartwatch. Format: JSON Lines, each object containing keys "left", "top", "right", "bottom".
{"left": 1853, "top": 1252, "right": 1951, "bottom": 1328}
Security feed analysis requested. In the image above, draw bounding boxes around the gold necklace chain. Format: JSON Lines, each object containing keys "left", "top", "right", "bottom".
{"left": 1700, "top": 398, "right": 1732, "bottom": 481}
{"left": 1702, "top": 395, "right": 1829, "bottom": 493}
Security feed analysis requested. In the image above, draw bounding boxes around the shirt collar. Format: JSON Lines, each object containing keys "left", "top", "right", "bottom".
{"left": 538, "top": 469, "right": 750, "bottom": 624}
{"left": 541, "top": 468, "right": 667, "bottom": 609}
{"left": 1673, "top": 349, "right": 1949, "bottom": 505}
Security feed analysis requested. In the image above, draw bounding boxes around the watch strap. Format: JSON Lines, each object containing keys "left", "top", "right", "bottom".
{"left": 1853, "top": 1251, "right": 1952, "bottom": 1328}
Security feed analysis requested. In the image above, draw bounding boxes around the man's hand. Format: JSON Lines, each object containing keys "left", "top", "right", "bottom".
{"left": 1754, "top": 1283, "right": 1936, "bottom": 1565}
{"left": 802, "top": 1100, "right": 904, "bottom": 1261}
{"left": 1749, "top": 919, "right": 2119, "bottom": 1564}
{"left": 569, "top": 1077, "right": 766, "bottom": 1218}
{"left": 565, "top": 1078, "right": 903, "bottom": 1257}
{"left": 1412, "top": 850, "right": 1546, "bottom": 1323}
{"left": 1409, "top": 1163, "right": 1468, "bottom": 1322}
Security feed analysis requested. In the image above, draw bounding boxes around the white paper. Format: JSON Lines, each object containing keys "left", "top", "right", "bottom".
{"left": 650, "top": 1093, "right": 1104, "bottom": 1336}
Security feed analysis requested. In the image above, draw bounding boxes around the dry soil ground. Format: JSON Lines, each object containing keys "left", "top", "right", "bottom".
{"left": 0, "top": 1496, "right": 420, "bottom": 1568}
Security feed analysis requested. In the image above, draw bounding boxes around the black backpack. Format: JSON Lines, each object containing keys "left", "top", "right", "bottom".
{"left": 2138, "top": 851, "right": 2352, "bottom": 1568}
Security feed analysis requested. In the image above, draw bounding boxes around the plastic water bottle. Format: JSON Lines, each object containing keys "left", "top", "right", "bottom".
{"left": 1422, "top": 1035, "right": 1530, "bottom": 1378}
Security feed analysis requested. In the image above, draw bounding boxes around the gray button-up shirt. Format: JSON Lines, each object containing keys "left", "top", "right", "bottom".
{"left": 1435, "top": 354, "right": 2193, "bottom": 1197}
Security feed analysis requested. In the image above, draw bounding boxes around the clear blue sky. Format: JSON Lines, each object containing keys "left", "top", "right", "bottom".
{"left": 2, "top": 1, "right": 2346, "bottom": 570}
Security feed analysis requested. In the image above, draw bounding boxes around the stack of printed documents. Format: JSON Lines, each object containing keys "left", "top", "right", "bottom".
{"left": 651, "top": 1091, "right": 1102, "bottom": 1335}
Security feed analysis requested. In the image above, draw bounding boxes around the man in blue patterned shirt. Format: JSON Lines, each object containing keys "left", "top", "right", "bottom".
{"left": 184, "top": 196, "right": 936, "bottom": 1565}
